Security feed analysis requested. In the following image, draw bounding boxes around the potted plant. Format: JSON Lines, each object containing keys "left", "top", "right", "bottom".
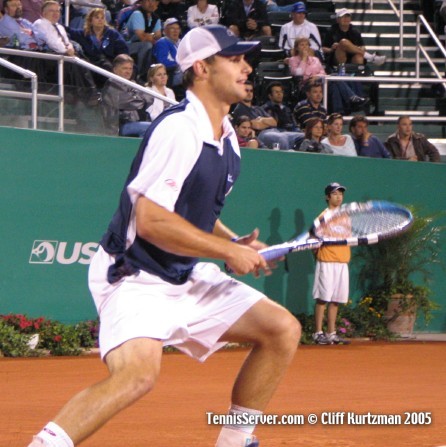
{"left": 354, "top": 207, "right": 444, "bottom": 337}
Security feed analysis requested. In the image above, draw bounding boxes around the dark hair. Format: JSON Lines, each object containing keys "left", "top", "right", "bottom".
{"left": 266, "top": 81, "right": 284, "bottom": 96}
{"left": 233, "top": 115, "right": 251, "bottom": 127}
{"left": 304, "top": 117, "right": 324, "bottom": 140}
{"left": 326, "top": 112, "right": 343, "bottom": 125}
{"left": 349, "top": 114, "right": 368, "bottom": 132}
{"left": 304, "top": 79, "right": 323, "bottom": 93}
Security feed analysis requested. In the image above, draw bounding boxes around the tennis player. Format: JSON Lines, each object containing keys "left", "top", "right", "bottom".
{"left": 27, "top": 25, "right": 300, "bottom": 447}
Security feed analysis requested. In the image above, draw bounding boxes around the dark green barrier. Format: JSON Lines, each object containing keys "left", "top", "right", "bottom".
{"left": 1, "top": 127, "right": 445, "bottom": 331}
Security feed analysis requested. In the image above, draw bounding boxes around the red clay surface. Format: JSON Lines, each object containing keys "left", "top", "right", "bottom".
{"left": 1, "top": 341, "right": 445, "bottom": 447}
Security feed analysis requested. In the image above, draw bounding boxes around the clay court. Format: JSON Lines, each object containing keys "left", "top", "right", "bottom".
{"left": 1, "top": 341, "right": 445, "bottom": 447}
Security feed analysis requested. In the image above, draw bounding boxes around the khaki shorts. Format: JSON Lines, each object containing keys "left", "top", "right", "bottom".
{"left": 89, "top": 247, "right": 265, "bottom": 361}
{"left": 312, "top": 261, "right": 349, "bottom": 304}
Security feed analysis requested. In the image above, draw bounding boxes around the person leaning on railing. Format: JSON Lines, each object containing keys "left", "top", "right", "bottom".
{"left": 101, "top": 53, "right": 154, "bottom": 137}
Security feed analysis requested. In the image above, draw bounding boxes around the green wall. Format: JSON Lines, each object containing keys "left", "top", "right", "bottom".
{"left": 1, "top": 127, "right": 445, "bottom": 331}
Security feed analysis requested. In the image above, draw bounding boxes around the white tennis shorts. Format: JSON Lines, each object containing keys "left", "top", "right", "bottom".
{"left": 88, "top": 247, "right": 265, "bottom": 362}
{"left": 312, "top": 261, "right": 349, "bottom": 304}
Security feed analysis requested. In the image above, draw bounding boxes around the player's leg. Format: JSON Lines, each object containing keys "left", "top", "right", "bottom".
{"left": 28, "top": 338, "right": 163, "bottom": 447}
{"left": 214, "top": 298, "right": 300, "bottom": 446}
{"left": 326, "top": 302, "right": 339, "bottom": 334}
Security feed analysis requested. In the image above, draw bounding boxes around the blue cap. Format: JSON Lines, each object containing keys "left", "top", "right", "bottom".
{"left": 325, "top": 182, "right": 346, "bottom": 195}
{"left": 292, "top": 2, "right": 307, "bottom": 13}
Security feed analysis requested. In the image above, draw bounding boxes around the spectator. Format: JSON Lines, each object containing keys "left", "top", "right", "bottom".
{"left": 286, "top": 37, "right": 368, "bottom": 114}
{"left": 145, "top": 62, "right": 176, "bottom": 120}
{"left": 186, "top": 0, "right": 219, "bottom": 29}
{"left": 125, "top": 0, "right": 162, "bottom": 81}
{"left": 261, "top": 81, "right": 305, "bottom": 150}
{"left": 153, "top": 17, "right": 182, "bottom": 88}
{"left": 101, "top": 53, "right": 154, "bottom": 137}
{"left": 385, "top": 116, "right": 441, "bottom": 162}
{"left": 232, "top": 80, "right": 299, "bottom": 150}
{"left": 321, "top": 112, "right": 357, "bottom": 156}
{"left": 33, "top": 0, "right": 99, "bottom": 102}
{"left": 312, "top": 182, "right": 351, "bottom": 345}
{"left": 322, "top": 8, "right": 386, "bottom": 70}
{"left": 233, "top": 114, "right": 259, "bottom": 148}
{"left": 68, "top": 8, "right": 129, "bottom": 75}
{"left": 69, "top": 0, "right": 112, "bottom": 29}
{"left": 349, "top": 115, "right": 391, "bottom": 158}
{"left": 0, "top": 0, "right": 41, "bottom": 49}
{"left": 299, "top": 117, "right": 332, "bottom": 153}
{"left": 278, "top": 2, "right": 322, "bottom": 58}
{"left": 293, "top": 80, "right": 327, "bottom": 129}
{"left": 226, "top": 0, "right": 272, "bottom": 39}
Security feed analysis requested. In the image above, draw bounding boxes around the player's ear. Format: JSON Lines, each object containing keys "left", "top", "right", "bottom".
{"left": 192, "top": 60, "right": 208, "bottom": 78}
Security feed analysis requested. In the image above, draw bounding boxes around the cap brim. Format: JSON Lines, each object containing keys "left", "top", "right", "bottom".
{"left": 218, "top": 40, "right": 261, "bottom": 56}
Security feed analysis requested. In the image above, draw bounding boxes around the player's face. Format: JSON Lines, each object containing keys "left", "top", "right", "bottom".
{"left": 398, "top": 118, "right": 413, "bottom": 138}
{"left": 206, "top": 54, "right": 253, "bottom": 106}
{"left": 327, "top": 190, "right": 344, "bottom": 208}
{"left": 236, "top": 121, "right": 252, "bottom": 138}
{"left": 114, "top": 61, "right": 134, "bottom": 80}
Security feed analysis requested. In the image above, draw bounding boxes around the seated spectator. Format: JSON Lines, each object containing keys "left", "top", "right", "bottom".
{"left": 101, "top": 53, "right": 154, "bottom": 136}
{"left": 299, "top": 117, "right": 333, "bottom": 153}
{"left": 232, "top": 80, "right": 297, "bottom": 150}
{"left": 233, "top": 114, "right": 259, "bottom": 148}
{"left": 227, "top": 0, "right": 272, "bottom": 39}
{"left": 261, "top": 81, "right": 305, "bottom": 150}
{"left": 153, "top": 17, "right": 182, "bottom": 88}
{"left": 322, "top": 8, "right": 386, "bottom": 70}
{"left": 68, "top": 8, "right": 129, "bottom": 79}
{"left": 33, "top": 1, "right": 99, "bottom": 102}
{"left": 349, "top": 115, "right": 391, "bottom": 158}
{"left": 0, "top": 0, "right": 41, "bottom": 50}
{"left": 125, "top": 0, "right": 162, "bottom": 81}
{"left": 286, "top": 37, "right": 368, "bottom": 114}
{"left": 278, "top": 2, "right": 322, "bottom": 58}
{"left": 145, "top": 62, "right": 176, "bottom": 120}
{"left": 384, "top": 116, "right": 440, "bottom": 162}
{"left": 187, "top": 0, "right": 219, "bottom": 29}
{"left": 321, "top": 112, "right": 357, "bottom": 156}
{"left": 293, "top": 80, "right": 327, "bottom": 129}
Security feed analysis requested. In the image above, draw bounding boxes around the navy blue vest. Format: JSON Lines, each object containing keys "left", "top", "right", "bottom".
{"left": 100, "top": 99, "right": 241, "bottom": 285}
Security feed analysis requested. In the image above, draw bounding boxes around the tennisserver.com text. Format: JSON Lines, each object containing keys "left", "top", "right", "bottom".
{"left": 206, "top": 411, "right": 432, "bottom": 426}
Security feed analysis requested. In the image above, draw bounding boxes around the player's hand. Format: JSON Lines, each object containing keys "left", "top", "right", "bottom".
{"left": 225, "top": 243, "right": 271, "bottom": 277}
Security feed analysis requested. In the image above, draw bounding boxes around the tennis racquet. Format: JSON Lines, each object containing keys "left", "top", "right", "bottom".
{"left": 259, "top": 200, "right": 413, "bottom": 262}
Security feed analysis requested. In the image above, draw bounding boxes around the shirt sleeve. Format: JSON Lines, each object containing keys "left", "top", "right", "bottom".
{"left": 127, "top": 114, "right": 202, "bottom": 211}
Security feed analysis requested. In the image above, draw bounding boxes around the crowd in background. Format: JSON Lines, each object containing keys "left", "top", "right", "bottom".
{"left": 0, "top": 0, "right": 443, "bottom": 159}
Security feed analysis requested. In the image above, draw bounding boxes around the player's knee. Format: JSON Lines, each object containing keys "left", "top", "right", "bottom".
{"left": 267, "top": 311, "right": 301, "bottom": 351}
{"left": 112, "top": 365, "right": 159, "bottom": 400}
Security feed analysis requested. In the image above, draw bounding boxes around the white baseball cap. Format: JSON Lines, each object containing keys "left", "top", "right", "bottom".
{"left": 164, "top": 17, "right": 179, "bottom": 27}
{"left": 336, "top": 8, "right": 352, "bottom": 18}
{"left": 176, "top": 25, "right": 260, "bottom": 72}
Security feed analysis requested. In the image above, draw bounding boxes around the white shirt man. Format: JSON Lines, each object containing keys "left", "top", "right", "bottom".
{"left": 278, "top": 1, "right": 321, "bottom": 53}
{"left": 32, "top": 0, "right": 75, "bottom": 55}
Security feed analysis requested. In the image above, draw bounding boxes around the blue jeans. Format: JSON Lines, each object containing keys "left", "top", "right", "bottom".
{"left": 329, "top": 80, "right": 365, "bottom": 114}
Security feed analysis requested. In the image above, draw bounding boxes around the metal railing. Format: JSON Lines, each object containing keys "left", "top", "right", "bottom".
{"left": 0, "top": 57, "right": 38, "bottom": 128}
{"left": 0, "top": 48, "right": 177, "bottom": 132}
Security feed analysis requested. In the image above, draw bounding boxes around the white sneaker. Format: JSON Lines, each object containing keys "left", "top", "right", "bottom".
{"left": 370, "top": 53, "right": 386, "bottom": 66}
{"left": 27, "top": 437, "right": 46, "bottom": 447}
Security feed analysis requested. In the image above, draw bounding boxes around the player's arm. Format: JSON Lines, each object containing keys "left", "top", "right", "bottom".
{"left": 135, "top": 196, "right": 269, "bottom": 276}
{"left": 213, "top": 219, "right": 267, "bottom": 251}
